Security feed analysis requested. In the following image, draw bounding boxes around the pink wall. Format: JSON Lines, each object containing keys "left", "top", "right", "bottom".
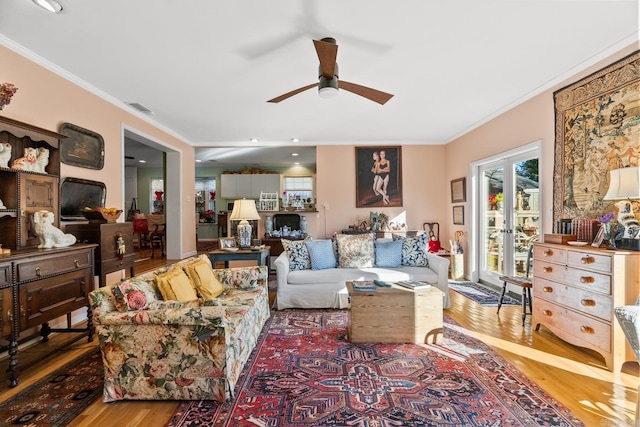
{"left": 315, "top": 145, "right": 448, "bottom": 239}
{"left": 445, "top": 42, "right": 639, "bottom": 275}
{"left": 1, "top": 44, "right": 197, "bottom": 257}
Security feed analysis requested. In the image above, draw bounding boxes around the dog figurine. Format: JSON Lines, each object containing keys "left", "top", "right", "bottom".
{"left": 33, "top": 147, "right": 49, "bottom": 173}
{"left": 0, "top": 142, "right": 11, "bottom": 168}
{"left": 33, "top": 210, "right": 77, "bottom": 248}
{"left": 11, "top": 147, "right": 38, "bottom": 171}
{"left": 615, "top": 200, "right": 640, "bottom": 239}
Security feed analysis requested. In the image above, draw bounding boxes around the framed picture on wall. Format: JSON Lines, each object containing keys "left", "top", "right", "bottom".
{"left": 453, "top": 205, "right": 464, "bottom": 225}
{"left": 450, "top": 177, "right": 466, "bottom": 203}
{"left": 355, "top": 146, "right": 403, "bottom": 208}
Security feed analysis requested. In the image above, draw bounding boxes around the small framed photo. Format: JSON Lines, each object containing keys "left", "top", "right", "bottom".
{"left": 219, "top": 237, "right": 236, "bottom": 249}
{"left": 453, "top": 205, "right": 465, "bottom": 225}
{"left": 591, "top": 225, "right": 605, "bottom": 247}
{"left": 450, "top": 177, "right": 466, "bottom": 203}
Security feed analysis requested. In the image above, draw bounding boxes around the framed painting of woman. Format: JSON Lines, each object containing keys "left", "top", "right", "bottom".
{"left": 355, "top": 146, "right": 403, "bottom": 208}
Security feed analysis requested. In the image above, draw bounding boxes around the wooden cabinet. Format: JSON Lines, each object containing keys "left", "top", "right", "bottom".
{"left": 0, "top": 116, "right": 66, "bottom": 250}
{"left": 532, "top": 242, "right": 640, "bottom": 371}
{"left": 221, "top": 174, "right": 281, "bottom": 199}
{"left": 66, "top": 222, "right": 134, "bottom": 287}
{"left": 2, "top": 244, "right": 96, "bottom": 387}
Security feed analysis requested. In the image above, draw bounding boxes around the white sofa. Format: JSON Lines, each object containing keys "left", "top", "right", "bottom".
{"left": 274, "top": 251, "right": 450, "bottom": 310}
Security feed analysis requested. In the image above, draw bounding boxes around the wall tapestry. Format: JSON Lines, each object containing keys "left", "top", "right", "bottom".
{"left": 355, "top": 146, "right": 403, "bottom": 208}
{"left": 553, "top": 49, "right": 640, "bottom": 225}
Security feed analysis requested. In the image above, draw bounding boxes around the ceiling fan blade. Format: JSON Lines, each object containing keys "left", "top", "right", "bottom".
{"left": 313, "top": 38, "right": 338, "bottom": 79}
{"left": 267, "top": 83, "right": 318, "bottom": 103}
{"left": 339, "top": 80, "right": 394, "bottom": 105}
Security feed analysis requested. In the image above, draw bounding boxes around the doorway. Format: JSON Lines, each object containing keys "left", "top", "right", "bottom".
{"left": 471, "top": 142, "right": 541, "bottom": 286}
{"left": 123, "top": 127, "right": 183, "bottom": 260}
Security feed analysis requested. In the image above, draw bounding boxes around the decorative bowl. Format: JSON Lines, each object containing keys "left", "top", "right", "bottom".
{"left": 82, "top": 209, "right": 123, "bottom": 223}
{"left": 224, "top": 247, "right": 239, "bottom": 252}
{"left": 567, "top": 241, "right": 588, "bottom": 247}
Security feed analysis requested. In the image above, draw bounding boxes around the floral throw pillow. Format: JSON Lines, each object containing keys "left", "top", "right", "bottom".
{"left": 392, "top": 233, "right": 429, "bottom": 267}
{"left": 282, "top": 237, "right": 312, "bottom": 271}
{"left": 336, "top": 233, "right": 375, "bottom": 268}
{"left": 112, "top": 278, "right": 162, "bottom": 312}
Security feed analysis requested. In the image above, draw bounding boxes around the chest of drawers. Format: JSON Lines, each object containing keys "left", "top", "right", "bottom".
{"left": 532, "top": 242, "right": 639, "bottom": 371}
{"left": 0, "top": 244, "right": 96, "bottom": 386}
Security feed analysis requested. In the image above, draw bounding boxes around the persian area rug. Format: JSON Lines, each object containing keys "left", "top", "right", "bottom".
{"left": 0, "top": 348, "right": 103, "bottom": 427}
{"left": 166, "top": 310, "right": 583, "bottom": 427}
{"left": 449, "top": 280, "right": 520, "bottom": 307}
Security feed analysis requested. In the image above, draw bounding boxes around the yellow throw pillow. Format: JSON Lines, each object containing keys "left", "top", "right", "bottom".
{"left": 156, "top": 267, "right": 198, "bottom": 302}
{"left": 184, "top": 259, "right": 225, "bottom": 299}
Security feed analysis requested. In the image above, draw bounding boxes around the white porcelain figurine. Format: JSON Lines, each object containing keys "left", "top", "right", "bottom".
{"left": 0, "top": 142, "right": 11, "bottom": 168}
{"left": 33, "top": 210, "right": 77, "bottom": 248}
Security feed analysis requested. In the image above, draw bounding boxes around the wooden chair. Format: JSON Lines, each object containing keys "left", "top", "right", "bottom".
{"left": 497, "top": 244, "right": 534, "bottom": 326}
{"left": 147, "top": 214, "right": 165, "bottom": 258}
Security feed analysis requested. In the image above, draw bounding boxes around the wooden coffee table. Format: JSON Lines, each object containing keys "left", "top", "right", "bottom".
{"left": 346, "top": 281, "right": 443, "bottom": 344}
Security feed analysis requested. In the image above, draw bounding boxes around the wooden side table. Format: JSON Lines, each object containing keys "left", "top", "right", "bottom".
{"left": 209, "top": 246, "right": 270, "bottom": 269}
{"left": 347, "top": 281, "right": 443, "bottom": 344}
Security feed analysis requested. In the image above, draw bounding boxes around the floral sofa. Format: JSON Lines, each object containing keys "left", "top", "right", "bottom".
{"left": 275, "top": 233, "right": 451, "bottom": 310}
{"left": 89, "top": 254, "right": 270, "bottom": 402}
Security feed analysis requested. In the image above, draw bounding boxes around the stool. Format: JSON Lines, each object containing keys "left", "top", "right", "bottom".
{"left": 497, "top": 276, "right": 532, "bottom": 326}
{"left": 497, "top": 244, "right": 534, "bottom": 326}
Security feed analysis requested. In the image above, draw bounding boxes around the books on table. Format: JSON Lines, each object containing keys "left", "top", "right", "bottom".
{"left": 395, "top": 280, "right": 431, "bottom": 290}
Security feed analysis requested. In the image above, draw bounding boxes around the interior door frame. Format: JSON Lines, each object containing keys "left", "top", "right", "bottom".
{"left": 468, "top": 140, "right": 542, "bottom": 285}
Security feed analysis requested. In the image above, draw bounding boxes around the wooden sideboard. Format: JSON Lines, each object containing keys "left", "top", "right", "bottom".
{"left": 532, "top": 242, "right": 639, "bottom": 371}
{"left": 0, "top": 243, "right": 96, "bottom": 387}
{"left": 66, "top": 222, "right": 134, "bottom": 287}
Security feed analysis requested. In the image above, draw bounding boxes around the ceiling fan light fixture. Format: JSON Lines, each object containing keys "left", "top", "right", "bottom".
{"left": 319, "top": 77, "right": 339, "bottom": 99}
{"left": 32, "top": 0, "right": 63, "bottom": 13}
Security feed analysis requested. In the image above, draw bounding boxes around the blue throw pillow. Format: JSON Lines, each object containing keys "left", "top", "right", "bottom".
{"left": 393, "top": 233, "right": 429, "bottom": 267}
{"left": 375, "top": 239, "right": 402, "bottom": 267}
{"left": 305, "top": 240, "right": 337, "bottom": 270}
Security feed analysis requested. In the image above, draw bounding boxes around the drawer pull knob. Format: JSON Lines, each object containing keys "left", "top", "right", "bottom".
{"left": 542, "top": 309, "right": 553, "bottom": 317}
{"left": 581, "top": 299, "right": 595, "bottom": 306}
{"left": 74, "top": 259, "right": 79, "bottom": 268}
{"left": 580, "top": 256, "right": 595, "bottom": 264}
{"left": 7, "top": 310, "right": 12, "bottom": 322}
{"left": 543, "top": 266, "right": 553, "bottom": 273}
{"left": 580, "top": 276, "right": 594, "bottom": 284}
{"left": 544, "top": 249, "right": 553, "bottom": 256}
{"left": 543, "top": 287, "right": 553, "bottom": 293}
{"left": 580, "top": 326, "right": 595, "bottom": 334}
{"left": 35, "top": 267, "right": 41, "bottom": 277}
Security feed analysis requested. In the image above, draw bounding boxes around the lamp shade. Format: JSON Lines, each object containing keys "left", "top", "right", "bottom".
{"left": 603, "top": 167, "right": 640, "bottom": 200}
{"left": 229, "top": 199, "right": 260, "bottom": 220}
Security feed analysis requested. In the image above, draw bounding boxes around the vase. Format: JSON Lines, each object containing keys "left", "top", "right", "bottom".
{"left": 300, "top": 216, "right": 307, "bottom": 235}
{"left": 265, "top": 216, "right": 273, "bottom": 236}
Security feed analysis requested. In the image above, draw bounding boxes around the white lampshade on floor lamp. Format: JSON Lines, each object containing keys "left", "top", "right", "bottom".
{"left": 230, "top": 199, "right": 261, "bottom": 249}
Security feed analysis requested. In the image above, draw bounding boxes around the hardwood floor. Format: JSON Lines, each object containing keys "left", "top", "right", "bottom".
{"left": 0, "top": 253, "right": 637, "bottom": 426}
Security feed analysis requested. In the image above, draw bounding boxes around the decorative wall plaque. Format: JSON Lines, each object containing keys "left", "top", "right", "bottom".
{"left": 59, "top": 122, "right": 105, "bottom": 170}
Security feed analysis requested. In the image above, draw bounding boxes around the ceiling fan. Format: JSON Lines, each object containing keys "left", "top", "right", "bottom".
{"left": 267, "top": 37, "right": 394, "bottom": 105}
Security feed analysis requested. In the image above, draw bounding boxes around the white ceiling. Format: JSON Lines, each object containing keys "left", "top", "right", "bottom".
{"left": 1, "top": 1, "right": 638, "bottom": 168}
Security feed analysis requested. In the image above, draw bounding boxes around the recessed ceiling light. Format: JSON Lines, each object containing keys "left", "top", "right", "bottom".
{"left": 250, "top": 138, "right": 259, "bottom": 143}
{"left": 291, "top": 138, "right": 299, "bottom": 143}
{"left": 292, "top": 153, "right": 299, "bottom": 156}
{"left": 294, "top": 162, "right": 300, "bottom": 165}
{"left": 32, "top": 0, "right": 63, "bottom": 13}
{"left": 138, "top": 160, "right": 146, "bottom": 164}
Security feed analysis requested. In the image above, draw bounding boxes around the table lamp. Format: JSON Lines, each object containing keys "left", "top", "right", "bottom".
{"left": 603, "top": 166, "right": 640, "bottom": 250}
{"left": 230, "top": 199, "right": 261, "bottom": 249}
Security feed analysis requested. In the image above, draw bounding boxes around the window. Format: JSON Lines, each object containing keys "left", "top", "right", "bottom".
{"left": 282, "top": 176, "right": 314, "bottom": 206}
{"left": 195, "top": 177, "right": 216, "bottom": 219}
{"left": 150, "top": 178, "right": 164, "bottom": 214}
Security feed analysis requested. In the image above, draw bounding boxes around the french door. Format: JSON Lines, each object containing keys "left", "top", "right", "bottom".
{"left": 477, "top": 149, "right": 540, "bottom": 284}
